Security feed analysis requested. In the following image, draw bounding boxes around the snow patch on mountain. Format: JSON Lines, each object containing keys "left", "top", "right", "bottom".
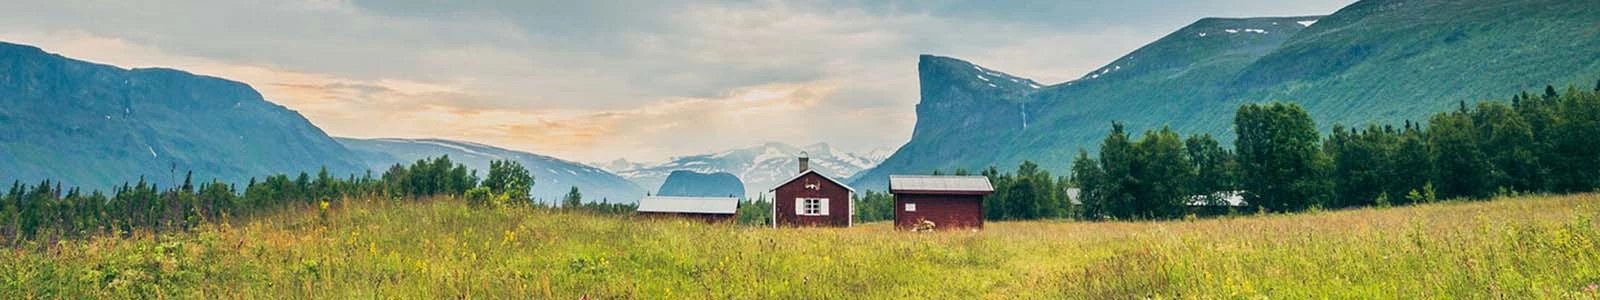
{"left": 410, "top": 140, "right": 490, "bottom": 157}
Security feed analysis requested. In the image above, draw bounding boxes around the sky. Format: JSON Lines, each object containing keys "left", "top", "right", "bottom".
{"left": 0, "top": 0, "right": 1353, "bottom": 163}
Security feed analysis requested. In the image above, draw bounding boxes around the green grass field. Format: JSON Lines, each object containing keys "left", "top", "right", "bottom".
{"left": 4, "top": 194, "right": 1599, "bottom": 298}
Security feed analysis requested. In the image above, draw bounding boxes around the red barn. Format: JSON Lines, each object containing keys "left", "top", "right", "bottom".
{"left": 769, "top": 155, "right": 855, "bottom": 227}
{"left": 890, "top": 175, "right": 994, "bottom": 230}
{"left": 635, "top": 196, "right": 739, "bottom": 224}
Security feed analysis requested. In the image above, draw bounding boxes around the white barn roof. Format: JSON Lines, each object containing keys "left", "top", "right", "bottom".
{"left": 889, "top": 175, "right": 994, "bottom": 194}
{"left": 636, "top": 196, "right": 739, "bottom": 214}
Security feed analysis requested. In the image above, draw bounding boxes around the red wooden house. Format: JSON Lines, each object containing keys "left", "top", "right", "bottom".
{"left": 889, "top": 175, "right": 994, "bottom": 230}
{"left": 769, "top": 154, "right": 855, "bottom": 227}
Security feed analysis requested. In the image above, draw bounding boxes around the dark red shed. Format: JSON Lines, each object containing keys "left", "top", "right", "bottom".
{"left": 889, "top": 175, "right": 994, "bottom": 230}
{"left": 769, "top": 155, "right": 855, "bottom": 227}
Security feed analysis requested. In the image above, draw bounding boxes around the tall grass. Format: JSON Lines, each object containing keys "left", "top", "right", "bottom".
{"left": 3, "top": 194, "right": 1598, "bottom": 298}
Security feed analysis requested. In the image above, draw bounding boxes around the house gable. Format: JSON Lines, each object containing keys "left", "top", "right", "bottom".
{"left": 772, "top": 171, "right": 855, "bottom": 227}
{"left": 769, "top": 169, "right": 856, "bottom": 193}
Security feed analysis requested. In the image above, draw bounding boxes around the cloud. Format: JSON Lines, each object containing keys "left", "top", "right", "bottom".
{"left": 0, "top": 0, "right": 1352, "bottom": 162}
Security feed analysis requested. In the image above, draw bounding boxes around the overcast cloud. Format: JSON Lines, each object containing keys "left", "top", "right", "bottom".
{"left": 0, "top": 0, "right": 1352, "bottom": 163}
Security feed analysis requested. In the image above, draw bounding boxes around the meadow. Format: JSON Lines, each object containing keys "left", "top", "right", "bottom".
{"left": 3, "top": 193, "right": 1599, "bottom": 299}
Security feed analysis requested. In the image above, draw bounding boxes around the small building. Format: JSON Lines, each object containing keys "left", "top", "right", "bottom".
{"left": 889, "top": 175, "right": 994, "bottom": 230}
{"left": 1187, "top": 191, "right": 1246, "bottom": 207}
{"left": 1187, "top": 190, "right": 1247, "bottom": 216}
{"left": 770, "top": 153, "right": 856, "bottom": 227}
{"left": 635, "top": 196, "right": 740, "bottom": 224}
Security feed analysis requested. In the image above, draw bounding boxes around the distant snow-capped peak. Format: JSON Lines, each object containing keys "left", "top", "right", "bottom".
{"left": 601, "top": 142, "right": 891, "bottom": 198}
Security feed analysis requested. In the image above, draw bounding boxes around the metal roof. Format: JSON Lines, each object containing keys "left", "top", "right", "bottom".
{"left": 636, "top": 196, "right": 740, "bottom": 214}
{"left": 888, "top": 175, "right": 994, "bottom": 194}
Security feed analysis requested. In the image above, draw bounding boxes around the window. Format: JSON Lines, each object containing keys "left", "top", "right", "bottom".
{"left": 796, "top": 198, "right": 829, "bottom": 216}
{"left": 904, "top": 203, "right": 916, "bottom": 212}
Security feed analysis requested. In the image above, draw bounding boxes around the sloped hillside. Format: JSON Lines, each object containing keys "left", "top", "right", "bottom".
{"left": 0, "top": 41, "right": 365, "bottom": 189}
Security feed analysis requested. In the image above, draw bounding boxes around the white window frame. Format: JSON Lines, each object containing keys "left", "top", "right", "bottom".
{"left": 904, "top": 203, "right": 917, "bottom": 212}
{"left": 796, "top": 198, "right": 829, "bottom": 216}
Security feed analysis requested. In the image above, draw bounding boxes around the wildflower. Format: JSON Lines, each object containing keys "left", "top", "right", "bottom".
{"left": 319, "top": 200, "right": 330, "bottom": 210}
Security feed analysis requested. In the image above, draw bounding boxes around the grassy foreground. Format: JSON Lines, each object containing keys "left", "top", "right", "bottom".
{"left": 3, "top": 194, "right": 1600, "bottom": 298}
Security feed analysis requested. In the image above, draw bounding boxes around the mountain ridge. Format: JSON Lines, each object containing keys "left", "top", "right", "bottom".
{"left": 0, "top": 41, "right": 366, "bottom": 190}
{"left": 853, "top": 0, "right": 1600, "bottom": 191}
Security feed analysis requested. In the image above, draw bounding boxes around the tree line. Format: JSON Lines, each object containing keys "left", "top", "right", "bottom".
{"left": 0, "top": 155, "right": 631, "bottom": 245}
{"left": 1073, "top": 85, "right": 1600, "bottom": 220}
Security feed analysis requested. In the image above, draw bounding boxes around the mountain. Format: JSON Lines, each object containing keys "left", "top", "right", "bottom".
{"left": 655, "top": 171, "right": 745, "bottom": 199}
{"left": 605, "top": 142, "right": 887, "bottom": 198}
{"left": 337, "top": 138, "right": 645, "bottom": 204}
{"left": 0, "top": 41, "right": 365, "bottom": 190}
{"left": 853, "top": 0, "right": 1600, "bottom": 191}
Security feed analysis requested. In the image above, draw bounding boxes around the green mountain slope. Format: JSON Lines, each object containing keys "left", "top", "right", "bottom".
{"left": 1234, "top": 0, "right": 1600, "bottom": 126}
{"left": 853, "top": 0, "right": 1600, "bottom": 191}
{"left": 0, "top": 41, "right": 365, "bottom": 189}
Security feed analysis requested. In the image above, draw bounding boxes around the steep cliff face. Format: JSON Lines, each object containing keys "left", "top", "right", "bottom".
{"left": 911, "top": 55, "right": 1038, "bottom": 141}
{"left": 0, "top": 41, "right": 365, "bottom": 189}
{"left": 896, "top": 55, "right": 1039, "bottom": 175}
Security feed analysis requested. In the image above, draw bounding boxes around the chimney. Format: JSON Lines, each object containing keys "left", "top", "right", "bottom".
{"left": 798, "top": 151, "right": 810, "bottom": 174}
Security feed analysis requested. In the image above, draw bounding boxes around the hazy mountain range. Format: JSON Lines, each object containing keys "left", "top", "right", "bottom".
{"left": 600, "top": 142, "right": 890, "bottom": 198}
